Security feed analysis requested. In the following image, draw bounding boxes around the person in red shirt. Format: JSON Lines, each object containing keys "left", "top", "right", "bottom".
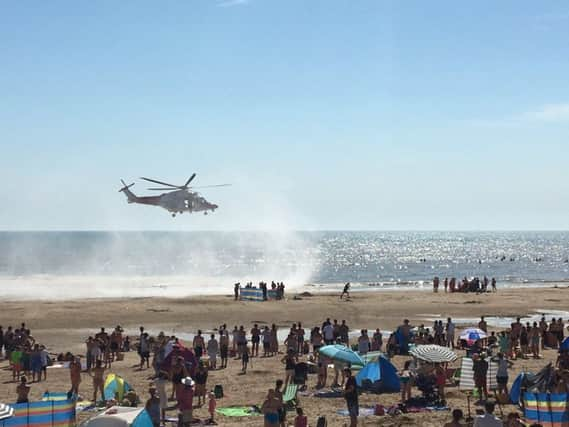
{"left": 294, "top": 407, "right": 307, "bottom": 427}
{"left": 177, "top": 377, "right": 194, "bottom": 427}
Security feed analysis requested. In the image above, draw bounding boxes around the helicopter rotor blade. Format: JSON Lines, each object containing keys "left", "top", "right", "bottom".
{"left": 190, "top": 184, "right": 231, "bottom": 189}
{"left": 184, "top": 173, "right": 197, "bottom": 188}
{"left": 140, "top": 177, "right": 179, "bottom": 187}
{"left": 147, "top": 187, "right": 184, "bottom": 191}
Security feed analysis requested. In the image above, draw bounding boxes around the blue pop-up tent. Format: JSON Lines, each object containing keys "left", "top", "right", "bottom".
{"left": 355, "top": 355, "right": 400, "bottom": 393}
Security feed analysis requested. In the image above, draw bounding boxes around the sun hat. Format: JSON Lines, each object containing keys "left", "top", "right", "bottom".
{"left": 181, "top": 377, "right": 195, "bottom": 387}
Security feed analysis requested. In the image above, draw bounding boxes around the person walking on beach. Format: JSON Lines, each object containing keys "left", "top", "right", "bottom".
{"left": 340, "top": 282, "right": 351, "bottom": 300}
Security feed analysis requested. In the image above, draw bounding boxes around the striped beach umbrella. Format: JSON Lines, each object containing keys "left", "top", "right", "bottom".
{"left": 0, "top": 403, "right": 14, "bottom": 421}
{"left": 409, "top": 345, "right": 458, "bottom": 363}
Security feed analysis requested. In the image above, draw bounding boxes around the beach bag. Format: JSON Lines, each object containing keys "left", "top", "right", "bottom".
{"left": 214, "top": 384, "right": 224, "bottom": 399}
{"left": 316, "top": 416, "right": 327, "bottom": 427}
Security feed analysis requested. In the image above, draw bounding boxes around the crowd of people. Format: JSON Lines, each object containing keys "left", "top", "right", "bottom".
{"left": 233, "top": 281, "right": 286, "bottom": 301}
{"left": 433, "top": 276, "right": 498, "bottom": 293}
{"left": 3, "top": 309, "right": 569, "bottom": 426}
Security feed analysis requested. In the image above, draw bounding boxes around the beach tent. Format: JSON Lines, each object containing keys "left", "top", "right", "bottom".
{"left": 355, "top": 355, "right": 400, "bottom": 393}
{"left": 510, "top": 372, "right": 529, "bottom": 405}
{"left": 83, "top": 406, "right": 153, "bottom": 427}
{"left": 104, "top": 374, "right": 132, "bottom": 402}
{"left": 458, "top": 357, "right": 498, "bottom": 391}
{"left": 510, "top": 364, "right": 556, "bottom": 405}
{"left": 0, "top": 399, "right": 75, "bottom": 427}
{"left": 524, "top": 392, "right": 569, "bottom": 426}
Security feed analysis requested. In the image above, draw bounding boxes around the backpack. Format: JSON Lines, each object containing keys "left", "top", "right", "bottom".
{"left": 316, "top": 416, "right": 327, "bottom": 427}
{"left": 214, "top": 384, "right": 224, "bottom": 399}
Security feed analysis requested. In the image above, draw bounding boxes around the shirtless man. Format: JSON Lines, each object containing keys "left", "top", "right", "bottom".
{"left": 69, "top": 357, "right": 82, "bottom": 396}
{"left": 90, "top": 359, "right": 106, "bottom": 402}
{"left": 250, "top": 324, "right": 261, "bottom": 357}
{"left": 16, "top": 376, "right": 30, "bottom": 403}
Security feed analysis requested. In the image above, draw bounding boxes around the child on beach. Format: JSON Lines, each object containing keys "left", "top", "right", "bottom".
{"left": 294, "top": 407, "right": 308, "bottom": 427}
{"left": 207, "top": 391, "right": 217, "bottom": 424}
{"left": 400, "top": 360, "right": 412, "bottom": 402}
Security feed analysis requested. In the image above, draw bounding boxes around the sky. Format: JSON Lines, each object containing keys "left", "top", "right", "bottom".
{"left": 0, "top": 0, "right": 568, "bottom": 231}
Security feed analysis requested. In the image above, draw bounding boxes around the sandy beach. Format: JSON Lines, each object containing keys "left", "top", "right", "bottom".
{"left": 1, "top": 285, "right": 569, "bottom": 426}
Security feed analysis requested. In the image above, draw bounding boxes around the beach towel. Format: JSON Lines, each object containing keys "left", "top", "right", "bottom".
{"left": 215, "top": 407, "right": 260, "bottom": 417}
{"left": 459, "top": 357, "right": 498, "bottom": 391}
{"left": 336, "top": 407, "right": 375, "bottom": 417}
{"left": 313, "top": 389, "right": 343, "bottom": 398}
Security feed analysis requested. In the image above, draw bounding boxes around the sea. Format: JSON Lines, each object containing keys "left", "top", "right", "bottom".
{"left": 0, "top": 231, "right": 568, "bottom": 299}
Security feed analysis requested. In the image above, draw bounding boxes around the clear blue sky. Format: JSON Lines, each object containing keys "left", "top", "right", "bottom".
{"left": 1, "top": 0, "right": 568, "bottom": 230}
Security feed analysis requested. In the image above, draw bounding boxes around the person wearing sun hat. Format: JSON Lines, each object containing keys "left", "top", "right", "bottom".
{"left": 178, "top": 376, "right": 194, "bottom": 426}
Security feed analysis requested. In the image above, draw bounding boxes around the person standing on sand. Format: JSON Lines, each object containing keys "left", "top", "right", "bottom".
{"left": 145, "top": 386, "right": 161, "bottom": 427}
{"left": 472, "top": 353, "right": 488, "bottom": 402}
{"left": 446, "top": 318, "right": 456, "bottom": 349}
{"left": 433, "top": 276, "right": 440, "bottom": 293}
{"left": 219, "top": 330, "right": 229, "bottom": 368}
{"left": 69, "top": 356, "right": 82, "bottom": 396}
{"left": 193, "top": 330, "right": 205, "bottom": 360}
{"left": 90, "top": 359, "right": 105, "bottom": 403}
{"left": 251, "top": 324, "right": 261, "bottom": 357}
{"left": 270, "top": 324, "right": 279, "bottom": 356}
{"left": 343, "top": 368, "right": 359, "bottom": 427}
{"left": 234, "top": 282, "right": 240, "bottom": 301}
{"left": 207, "top": 334, "right": 218, "bottom": 369}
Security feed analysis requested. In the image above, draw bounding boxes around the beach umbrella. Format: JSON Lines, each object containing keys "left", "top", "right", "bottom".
{"left": 0, "top": 403, "right": 14, "bottom": 421}
{"left": 459, "top": 328, "right": 487, "bottom": 342}
{"left": 318, "top": 344, "right": 364, "bottom": 366}
{"left": 409, "top": 344, "right": 458, "bottom": 363}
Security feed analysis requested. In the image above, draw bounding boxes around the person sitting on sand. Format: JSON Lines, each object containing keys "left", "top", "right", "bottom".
{"left": 16, "top": 375, "right": 30, "bottom": 404}
{"left": 443, "top": 409, "right": 465, "bottom": 427}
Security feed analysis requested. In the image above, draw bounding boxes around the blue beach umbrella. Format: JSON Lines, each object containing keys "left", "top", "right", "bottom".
{"left": 318, "top": 344, "right": 365, "bottom": 366}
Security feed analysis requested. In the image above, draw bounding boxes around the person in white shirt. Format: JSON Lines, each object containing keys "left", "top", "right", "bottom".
{"left": 473, "top": 401, "right": 502, "bottom": 427}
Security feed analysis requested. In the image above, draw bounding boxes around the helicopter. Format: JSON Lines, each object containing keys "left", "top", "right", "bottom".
{"left": 119, "top": 173, "right": 229, "bottom": 217}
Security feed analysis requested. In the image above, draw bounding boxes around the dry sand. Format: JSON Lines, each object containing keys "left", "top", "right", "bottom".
{"left": 1, "top": 285, "right": 569, "bottom": 426}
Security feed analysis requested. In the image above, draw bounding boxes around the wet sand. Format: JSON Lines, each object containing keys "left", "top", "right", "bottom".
{"left": 1, "top": 285, "right": 569, "bottom": 426}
